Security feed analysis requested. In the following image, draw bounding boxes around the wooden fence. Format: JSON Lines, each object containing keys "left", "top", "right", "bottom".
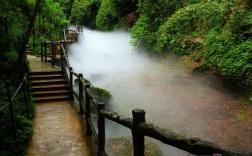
{"left": 41, "top": 30, "right": 252, "bottom": 156}
{"left": 63, "top": 29, "right": 79, "bottom": 42}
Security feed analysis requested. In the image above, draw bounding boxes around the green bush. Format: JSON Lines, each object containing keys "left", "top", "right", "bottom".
{"left": 203, "top": 3, "right": 252, "bottom": 86}
{"left": 130, "top": 0, "right": 252, "bottom": 89}
{"left": 204, "top": 33, "right": 252, "bottom": 86}
{"left": 130, "top": 0, "right": 181, "bottom": 49}
{"left": 155, "top": 2, "right": 228, "bottom": 54}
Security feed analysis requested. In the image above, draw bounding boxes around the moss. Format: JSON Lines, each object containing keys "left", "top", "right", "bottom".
{"left": 106, "top": 136, "right": 163, "bottom": 156}
{"left": 91, "top": 87, "right": 112, "bottom": 104}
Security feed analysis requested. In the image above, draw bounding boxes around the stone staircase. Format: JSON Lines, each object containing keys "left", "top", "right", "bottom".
{"left": 30, "top": 71, "right": 71, "bottom": 103}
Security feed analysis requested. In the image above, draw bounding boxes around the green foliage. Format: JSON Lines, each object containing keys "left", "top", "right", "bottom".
{"left": 130, "top": 0, "right": 252, "bottom": 89}
{"left": 204, "top": 33, "right": 252, "bottom": 86}
{"left": 202, "top": 3, "right": 252, "bottom": 86}
{"left": 30, "top": 0, "right": 70, "bottom": 55}
{"left": 71, "top": 0, "right": 137, "bottom": 30}
{"left": 130, "top": 0, "right": 182, "bottom": 48}
{"left": 95, "top": 0, "right": 137, "bottom": 31}
{"left": 130, "top": 15, "right": 153, "bottom": 46}
{"left": 155, "top": 2, "right": 228, "bottom": 54}
{"left": 0, "top": 0, "right": 33, "bottom": 79}
{"left": 55, "top": 0, "right": 74, "bottom": 16}
{"left": 96, "top": 0, "right": 118, "bottom": 31}
{"left": 71, "top": 0, "right": 92, "bottom": 24}
{"left": 0, "top": 0, "right": 30, "bottom": 54}
{"left": 71, "top": 0, "right": 101, "bottom": 28}
{"left": 0, "top": 85, "right": 34, "bottom": 155}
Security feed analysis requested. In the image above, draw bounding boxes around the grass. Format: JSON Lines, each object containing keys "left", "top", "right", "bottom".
{"left": 234, "top": 110, "right": 248, "bottom": 123}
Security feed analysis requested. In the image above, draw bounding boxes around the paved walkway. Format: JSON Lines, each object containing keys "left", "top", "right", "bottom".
{"left": 27, "top": 55, "right": 59, "bottom": 72}
{"left": 26, "top": 55, "right": 97, "bottom": 156}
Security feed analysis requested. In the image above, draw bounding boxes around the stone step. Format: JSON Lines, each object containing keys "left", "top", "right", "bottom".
{"left": 34, "top": 95, "right": 71, "bottom": 103}
{"left": 32, "top": 90, "right": 70, "bottom": 97}
{"left": 29, "top": 71, "right": 64, "bottom": 76}
{"left": 31, "top": 84, "right": 69, "bottom": 92}
{"left": 30, "top": 74, "right": 66, "bottom": 80}
{"left": 31, "top": 79, "right": 68, "bottom": 86}
{"left": 29, "top": 69, "right": 71, "bottom": 103}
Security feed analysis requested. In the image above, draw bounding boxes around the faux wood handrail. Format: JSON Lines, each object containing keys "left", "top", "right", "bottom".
{"left": 99, "top": 110, "right": 133, "bottom": 129}
{"left": 139, "top": 123, "right": 251, "bottom": 156}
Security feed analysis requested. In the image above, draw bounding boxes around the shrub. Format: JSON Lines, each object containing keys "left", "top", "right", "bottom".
{"left": 155, "top": 2, "right": 228, "bottom": 54}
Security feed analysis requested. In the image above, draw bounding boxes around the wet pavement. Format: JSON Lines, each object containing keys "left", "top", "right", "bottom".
{"left": 26, "top": 101, "right": 97, "bottom": 156}
{"left": 26, "top": 55, "right": 97, "bottom": 156}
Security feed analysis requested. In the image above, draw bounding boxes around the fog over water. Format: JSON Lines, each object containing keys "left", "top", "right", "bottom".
{"left": 68, "top": 28, "right": 251, "bottom": 155}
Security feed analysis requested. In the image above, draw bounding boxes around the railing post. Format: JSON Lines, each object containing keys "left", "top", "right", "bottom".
{"left": 23, "top": 80, "right": 29, "bottom": 117}
{"left": 6, "top": 83, "right": 18, "bottom": 149}
{"left": 64, "top": 42, "right": 68, "bottom": 56}
{"left": 85, "top": 83, "right": 91, "bottom": 135}
{"left": 69, "top": 67, "right": 74, "bottom": 100}
{"left": 132, "top": 109, "right": 145, "bottom": 156}
{"left": 78, "top": 74, "right": 84, "bottom": 114}
{"left": 44, "top": 41, "right": 47, "bottom": 63}
{"left": 60, "top": 43, "right": 63, "bottom": 71}
{"left": 41, "top": 42, "right": 43, "bottom": 61}
{"left": 97, "top": 102, "right": 106, "bottom": 156}
{"left": 51, "top": 41, "right": 54, "bottom": 66}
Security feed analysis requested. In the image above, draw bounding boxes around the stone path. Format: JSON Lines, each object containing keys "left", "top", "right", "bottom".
{"left": 26, "top": 55, "right": 97, "bottom": 156}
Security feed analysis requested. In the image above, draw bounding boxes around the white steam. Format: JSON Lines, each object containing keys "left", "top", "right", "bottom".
{"left": 68, "top": 29, "right": 150, "bottom": 85}
{"left": 68, "top": 28, "right": 244, "bottom": 154}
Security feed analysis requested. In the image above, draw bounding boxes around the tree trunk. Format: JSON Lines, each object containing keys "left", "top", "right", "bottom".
{"left": 66, "top": 0, "right": 75, "bottom": 18}
{"left": 18, "top": 0, "right": 42, "bottom": 63}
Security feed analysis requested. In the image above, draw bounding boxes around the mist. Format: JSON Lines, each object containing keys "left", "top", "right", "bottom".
{"left": 68, "top": 28, "right": 250, "bottom": 154}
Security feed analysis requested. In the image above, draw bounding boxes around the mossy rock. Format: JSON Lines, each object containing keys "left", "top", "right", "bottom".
{"left": 106, "top": 137, "right": 163, "bottom": 156}
{"left": 91, "top": 87, "right": 112, "bottom": 103}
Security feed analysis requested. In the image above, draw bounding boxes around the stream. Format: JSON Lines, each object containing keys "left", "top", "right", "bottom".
{"left": 68, "top": 28, "right": 252, "bottom": 155}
